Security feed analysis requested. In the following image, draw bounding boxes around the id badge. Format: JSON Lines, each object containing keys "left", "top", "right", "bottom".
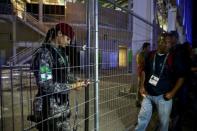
{"left": 149, "top": 75, "right": 159, "bottom": 86}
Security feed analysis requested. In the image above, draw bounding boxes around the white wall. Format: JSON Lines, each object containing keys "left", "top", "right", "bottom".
{"left": 132, "top": 0, "right": 154, "bottom": 73}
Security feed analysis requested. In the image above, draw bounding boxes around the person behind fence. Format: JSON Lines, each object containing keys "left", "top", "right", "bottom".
{"left": 135, "top": 32, "right": 187, "bottom": 131}
{"left": 136, "top": 42, "right": 150, "bottom": 107}
{"left": 165, "top": 32, "right": 190, "bottom": 131}
{"left": 29, "top": 23, "right": 88, "bottom": 131}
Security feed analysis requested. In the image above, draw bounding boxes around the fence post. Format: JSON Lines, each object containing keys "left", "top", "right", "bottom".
{"left": 12, "top": 16, "right": 16, "bottom": 65}
{"left": 152, "top": 0, "right": 157, "bottom": 50}
{"left": 10, "top": 65, "right": 15, "bottom": 131}
{"left": 19, "top": 67, "right": 24, "bottom": 130}
{"left": 0, "top": 62, "right": 3, "bottom": 131}
{"left": 84, "top": 0, "right": 91, "bottom": 131}
{"left": 94, "top": 0, "right": 99, "bottom": 131}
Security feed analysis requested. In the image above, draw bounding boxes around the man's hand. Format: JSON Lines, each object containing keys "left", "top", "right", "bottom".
{"left": 139, "top": 86, "right": 147, "bottom": 97}
{"left": 164, "top": 91, "right": 175, "bottom": 100}
{"left": 164, "top": 78, "right": 184, "bottom": 100}
{"left": 73, "top": 79, "right": 90, "bottom": 91}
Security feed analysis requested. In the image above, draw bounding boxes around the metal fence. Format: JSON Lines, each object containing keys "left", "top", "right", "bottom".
{"left": 0, "top": 0, "right": 158, "bottom": 131}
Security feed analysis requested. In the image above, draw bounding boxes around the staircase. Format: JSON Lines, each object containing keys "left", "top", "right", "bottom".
{"left": 18, "top": 11, "right": 48, "bottom": 36}
{"left": 5, "top": 1, "right": 70, "bottom": 65}
{"left": 14, "top": 5, "right": 49, "bottom": 36}
{"left": 6, "top": 2, "right": 50, "bottom": 65}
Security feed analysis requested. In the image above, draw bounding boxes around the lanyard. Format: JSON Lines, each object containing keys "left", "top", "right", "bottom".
{"left": 48, "top": 42, "right": 67, "bottom": 65}
{"left": 53, "top": 47, "right": 67, "bottom": 65}
{"left": 152, "top": 53, "right": 169, "bottom": 78}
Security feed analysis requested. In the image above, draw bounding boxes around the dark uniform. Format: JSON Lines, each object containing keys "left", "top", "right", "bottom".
{"left": 30, "top": 43, "right": 77, "bottom": 131}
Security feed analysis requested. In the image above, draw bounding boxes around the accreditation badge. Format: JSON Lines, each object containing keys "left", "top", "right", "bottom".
{"left": 148, "top": 75, "right": 159, "bottom": 86}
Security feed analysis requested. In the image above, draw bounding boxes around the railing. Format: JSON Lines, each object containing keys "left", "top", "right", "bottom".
{"left": 14, "top": 8, "right": 49, "bottom": 36}
{"left": 0, "top": 2, "right": 49, "bottom": 35}
{"left": 5, "top": 2, "right": 49, "bottom": 65}
{"left": 7, "top": 40, "right": 43, "bottom": 65}
{"left": 7, "top": 47, "right": 38, "bottom": 65}
{"left": 43, "top": 14, "right": 65, "bottom": 22}
{"left": 11, "top": 0, "right": 49, "bottom": 36}
{"left": 23, "top": 12, "right": 49, "bottom": 35}
{"left": 7, "top": 39, "right": 43, "bottom": 65}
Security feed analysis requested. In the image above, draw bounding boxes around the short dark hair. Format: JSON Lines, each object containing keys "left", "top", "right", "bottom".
{"left": 166, "top": 30, "right": 179, "bottom": 39}
{"left": 142, "top": 42, "right": 150, "bottom": 49}
{"left": 170, "top": 31, "right": 179, "bottom": 39}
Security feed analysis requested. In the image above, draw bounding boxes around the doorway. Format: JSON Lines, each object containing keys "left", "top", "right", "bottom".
{"left": 118, "top": 46, "right": 127, "bottom": 67}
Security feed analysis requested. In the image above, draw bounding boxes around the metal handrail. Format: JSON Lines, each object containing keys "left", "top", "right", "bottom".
{"left": 14, "top": 7, "right": 49, "bottom": 35}
{"left": 7, "top": 47, "right": 37, "bottom": 65}
{"left": 8, "top": 39, "right": 43, "bottom": 61}
{"left": 24, "top": 12, "right": 49, "bottom": 34}
{"left": 7, "top": 40, "right": 44, "bottom": 65}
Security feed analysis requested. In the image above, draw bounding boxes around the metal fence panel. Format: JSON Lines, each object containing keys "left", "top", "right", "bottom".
{"left": 0, "top": 0, "right": 158, "bottom": 131}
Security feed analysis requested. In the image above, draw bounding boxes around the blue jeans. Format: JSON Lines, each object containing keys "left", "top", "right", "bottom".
{"left": 135, "top": 95, "right": 172, "bottom": 131}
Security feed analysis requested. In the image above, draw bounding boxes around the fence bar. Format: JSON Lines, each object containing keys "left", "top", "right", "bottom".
{"left": 20, "top": 67, "right": 24, "bottom": 130}
{"left": 0, "top": 64, "right": 3, "bottom": 131}
{"left": 10, "top": 66, "right": 15, "bottom": 131}
{"left": 84, "top": 0, "right": 91, "bottom": 131}
{"left": 105, "top": 0, "right": 153, "bottom": 27}
{"left": 94, "top": 0, "right": 99, "bottom": 131}
{"left": 12, "top": 16, "right": 16, "bottom": 64}
{"left": 153, "top": 0, "right": 158, "bottom": 49}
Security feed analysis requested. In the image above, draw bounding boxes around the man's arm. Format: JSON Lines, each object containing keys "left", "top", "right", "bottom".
{"left": 70, "top": 80, "right": 89, "bottom": 91}
{"left": 165, "top": 50, "right": 187, "bottom": 99}
{"left": 165, "top": 78, "right": 184, "bottom": 99}
{"left": 137, "top": 51, "right": 152, "bottom": 97}
{"left": 139, "top": 71, "right": 147, "bottom": 96}
{"left": 137, "top": 52, "right": 145, "bottom": 87}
